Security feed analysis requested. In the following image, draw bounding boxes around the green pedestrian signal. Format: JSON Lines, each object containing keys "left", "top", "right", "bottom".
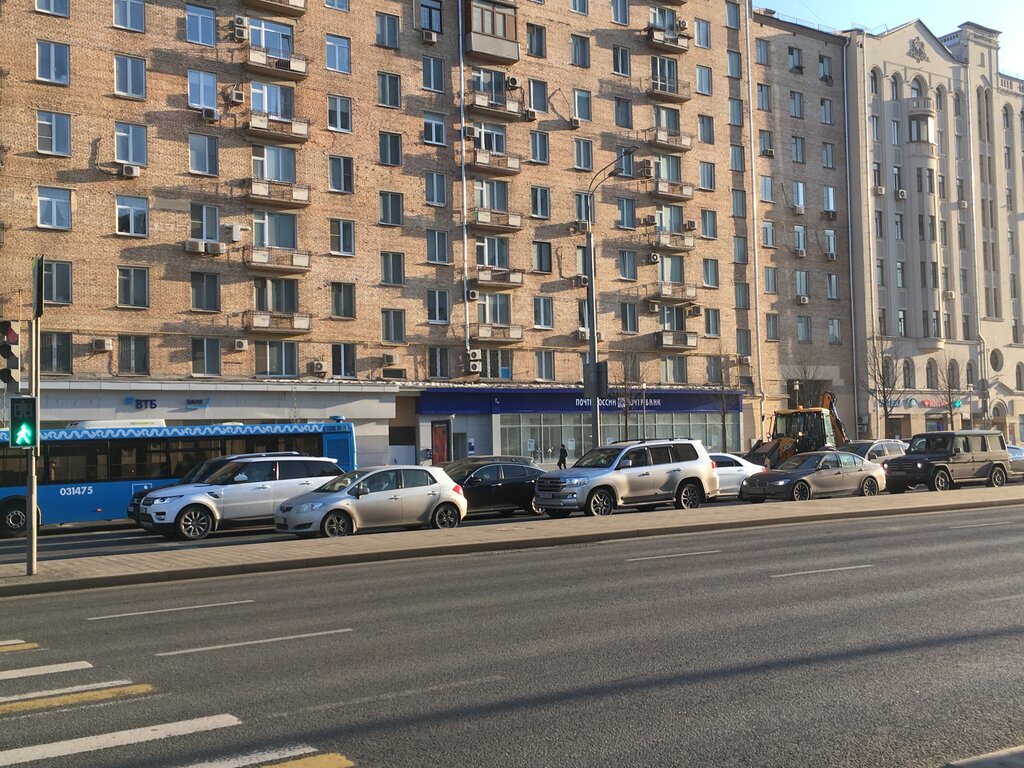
{"left": 9, "top": 397, "right": 37, "bottom": 450}
{"left": 953, "top": 400, "right": 962, "bottom": 409}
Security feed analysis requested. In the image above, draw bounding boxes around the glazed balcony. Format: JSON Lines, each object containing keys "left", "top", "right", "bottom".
{"left": 245, "top": 111, "right": 310, "bottom": 144}
{"left": 470, "top": 323, "right": 524, "bottom": 343}
{"left": 466, "top": 149, "right": 522, "bottom": 176}
{"left": 649, "top": 179, "right": 695, "bottom": 201}
{"left": 658, "top": 330, "right": 698, "bottom": 350}
{"left": 464, "top": 32, "right": 520, "bottom": 65}
{"left": 650, "top": 231, "right": 696, "bottom": 252}
{"left": 247, "top": 178, "right": 311, "bottom": 209}
{"left": 644, "top": 26, "right": 690, "bottom": 53}
{"left": 241, "top": 0, "right": 306, "bottom": 16}
{"left": 651, "top": 282, "right": 698, "bottom": 304}
{"left": 645, "top": 78, "right": 692, "bottom": 103}
{"left": 472, "top": 267, "right": 525, "bottom": 291}
{"left": 243, "top": 246, "right": 312, "bottom": 275}
{"left": 469, "top": 208, "right": 523, "bottom": 232}
{"left": 643, "top": 127, "right": 693, "bottom": 152}
{"left": 466, "top": 90, "right": 524, "bottom": 120}
{"left": 243, "top": 310, "right": 313, "bottom": 335}
{"left": 245, "top": 46, "right": 309, "bottom": 81}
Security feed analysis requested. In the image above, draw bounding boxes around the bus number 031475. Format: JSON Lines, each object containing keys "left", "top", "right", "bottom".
{"left": 59, "top": 486, "right": 94, "bottom": 496}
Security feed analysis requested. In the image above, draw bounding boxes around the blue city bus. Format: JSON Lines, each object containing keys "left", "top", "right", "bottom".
{"left": 0, "top": 421, "right": 356, "bottom": 537}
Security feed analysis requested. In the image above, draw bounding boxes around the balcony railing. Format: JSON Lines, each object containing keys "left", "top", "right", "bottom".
{"left": 243, "top": 310, "right": 312, "bottom": 334}
{"left": 470, "top": 208, "right": 523, "bottom": 231}
{"left": 466, "top": 90, "right": 524, "bottom": 120}
{"left": 470, "top": 323, "right": 524, "bottom": 343}
{"left": 645, "top": 26, "right": 691, "bottom": 53}
{"left": 472, "top": 268, "right": 525, "bottom": 290}
{"left": 466, "top": 149, "right": 522, "bottom": 175}
{"left": 642, "top": 127, "right": 693, "bottom": 152}
{"left": 245, "top": 111, "right": 310, "bottom": 143}
{"left": 245, "top": 46, "right": 309, "bottom": 80}
{"left": 243, "top": 247, "right": 312, "bottom": 275}
{"left": 649, "top": 179, "right": 695, "bottom": 201}
{"left": 241, "top": 0, "right": 306, "bottom": 16}
{"left": 651, "top": 282, "right": 699, "bottom": 304}
{"left": 247, "top": 178, "right": 311, "bottom": 208}
{"left": 658, "top": 330, "right": 698, "bottom": 349}
{"left": 464, "top": 32, "right": 520, "bottom": 64}
{"left": 644, "top": 78, "right": 692, "bottom": 103}
{"left": 650, "top": 231, "right": 696, "bottom": 252}
{"left": 907, "top": 97, "right": 935, "bottom": 114}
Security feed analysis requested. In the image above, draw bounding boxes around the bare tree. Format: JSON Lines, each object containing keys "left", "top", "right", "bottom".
{"left": 615, "top": 351, "right": 643, "bottom": 441}
{"left": 789, "top": 346, "right": 830, "bottom": 408}
{"left": 935, "top": 354, "right": 967, "bottom": 430}
{"left": 860, "top": 337, "right": 908, "bottom": 438}
{"left": 707, "top": 351, "right": 738, "bottom": 453}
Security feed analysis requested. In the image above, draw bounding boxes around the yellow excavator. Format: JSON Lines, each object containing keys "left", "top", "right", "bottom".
{"left": 744, "top": 392, "right": 849, "bottom": 469}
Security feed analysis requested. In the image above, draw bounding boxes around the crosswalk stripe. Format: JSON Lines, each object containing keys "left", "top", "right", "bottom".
{"left": 268, "top": 756, "right": 355, "bottom": 768}
{"left": 0, "top": 713, "right": 241, "bottom": 766}
{"left": 0, "top": 680, "right": 134, "bottom": 704}
{"left": 0, "top": 640, "right": 25, "bottom": 647}
{"left": 173, "top": 745, "right": 318, "bottom": 768}
{"left": 0, "top": 644, "right": 39, "bottom": 654}
{"left": 0, "top": 662, "right": 92, "bottom": 681}
{"left": 0, "top": 684, "right": 154, "bottom": 715}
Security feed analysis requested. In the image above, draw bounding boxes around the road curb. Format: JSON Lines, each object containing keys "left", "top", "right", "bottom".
{"left": 0, "top": 497, "right": 1018, "bottom": 597}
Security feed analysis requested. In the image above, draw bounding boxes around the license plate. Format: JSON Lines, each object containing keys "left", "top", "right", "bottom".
{"left": 889, "top": 470, "right": 905, "bottom": 476}
{"left": 537, "top": 492, "right": 553, "bottom": 499}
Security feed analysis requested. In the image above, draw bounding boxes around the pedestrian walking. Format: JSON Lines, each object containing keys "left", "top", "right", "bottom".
{"left": 557, "top": 444, "right": 568, "bottom": 470}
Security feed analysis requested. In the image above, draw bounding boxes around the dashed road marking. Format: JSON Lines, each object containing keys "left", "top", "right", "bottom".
{"left": 0, "top": 662, "right": 92, "bottom": 681}
{"left": 626, "top": 550, "right": 722, "bottom": 562}
{"left": 0, "top": 680, "right": 133, "bottom": 704}
{"left": 0, "top": 644, "right": 38, "bottom": 654}
{"left": 0, "top": 684, "right": 154, "bottom": 715}
{"left": 950, "top": 521, "right": 1016, "bottom": 529}
{"left": 172, "top": 745, "right": 319, "bottom": 768}
{"left": 770, "top": 564, "right": 874, "bottom": 579}
{"left": 88, "top": 600, "right": 255, "bottom": 621}
{"left": 270, "top": 756, "right": 355, "bottom": 768}
{"left": 0, "top": 640, "right": 26, "bottom": 646}
{"left": 155, "top": 628, "right": 354, "bottom": 657}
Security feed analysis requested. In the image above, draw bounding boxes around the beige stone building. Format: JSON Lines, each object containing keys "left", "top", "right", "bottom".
{"left": 0, "top": 0, "right": 857, "bottom": 463}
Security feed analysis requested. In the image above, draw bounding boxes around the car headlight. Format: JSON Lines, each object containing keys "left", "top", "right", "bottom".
{"left": 563, "top": 478, "right": 588, "bottom": 486}
{"left": 916, "top": 462, "right": 923, "bottom": 469}
{"left": 770, "top": 479, "right": 791, "bottom": 486}
{"left": 149, "top": 495, "right": 182, "bottom": 504}
{"left": 301, "top": 502, "right": 325, "bottom": 512}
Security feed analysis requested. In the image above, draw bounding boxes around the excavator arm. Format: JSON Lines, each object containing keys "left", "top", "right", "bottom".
{"left": 820, "top": 391, "right": 848, "bottom": 447}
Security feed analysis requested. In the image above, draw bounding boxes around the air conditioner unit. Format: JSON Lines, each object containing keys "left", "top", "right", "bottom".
{"left": 897, "top": 189, "right": 907, "bottom": 199}
{"left": 234, "top": 339, "right": 249, "bottom": 352}
{"left": 463, "top": 125, "right": 478, "bottom": 139}
{"left": 92, "top": 338, "right": 113, "bottom": 352}
{"left": 574, "top": 220, "right": 591, "bottom": 234}
{"left": 524, "top": 108, "right": 538, "bottom": 122}
{"left": 233, "top": 26, "right": 248, "bottom": 41}
{"left": 874, "top": 186, "right": 886, "bottom": 196}
{"left": 685, "top": 305, "right": 702, "bottom": 317}
{"left": 382, "top": 352, "right": 398, "bottom": 366}
{"left": 229, "top": 89, "right": 245, "bottom": 105}
{"left": 798, "top": 295, "right": 810, "bottom": 305}
{"left": 794, "top": 248, "right": 807, "bottom": 258}
{"left": 825, "top": 252, "right": 837, "bottom": 261}
{"left": 202, "top": 107, "right": 220, "bottom": 122}
{"left": 821, "top": 75, "right": 834, "bottom": 85}
{"left": 958, "top": 199, "right": 968, "bottom": 209}
{"left": 762, "top": 148, "right": 775, "bottom": 157}
{"left": 826, "top": 210, "right": 838, "bottom": 220}
{"left": 468, "top": 360, "right": 483, "bottom": 374}
{"left": 676, "top": 19, "right": 688, "bottom": 30}
{"left": 684, "top": 219, "right": 698, "bottom": 231}
{"left": 207, "top": 242, "right": 227, "bottom": 255}
{"left": 791, "top": 65, "right": 804, "bottom": 74}
{"left": 738, "top": 355, "right": 751, "bottom": 365}
{"left": 233, "top": 14, "right": 248, "bottom": 27}
{"left": 310, "top": 360, "right": 327, "bottom": 374}
{"left": 121, "top": 164, "right": 141, "bottom": 178}
{"left": 793, "top": 205, "right": 805, "bottom": 215}
{"left": 639, "top": 160, "right": 654, "bottom": 179}
{"left": 575, "top": 275, "right": 590, "bottom": 288}
{"left": 569, "top": 117, "right": 582, "bottom": 129}
{"left": 943, "top": 290, "right": 956, "bottom": 300}
{"left": 576, "top": 327, "right": 590, "bottom": 342}
{"left": 646, "top": 300, "right": 660, "bottom": 313}
{"left": 506, "top": 75, "right": 521, "bottom": 89}
{"left": 422, "top": 29, "right": 438, "bottom": 44}
{"left": 468, "top": 289, "right": 480, "bottom": 301}
{"left": 184, "top": 239, "right": 207, "bottom": 254}
{"left": 468, "top": 349, "right": 482, "bottom": 361}
{"left": 647, "top": 252, "right": 661, "bottom": 264}
{"left": 642, "top": 214, "right": 658, "bottom": 226}
{"left": 230, "top": 224, "right": 243, "bottom": 243}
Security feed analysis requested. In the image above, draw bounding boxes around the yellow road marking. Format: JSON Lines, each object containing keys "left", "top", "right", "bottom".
{"left": 0, "top": 644, "right": 39, "bottom": 654}
{"left": 267, "top": 755, "right": 355, "bottom": 768}
{"left": 0, "top": 684, "right": 154, "bottom": 715}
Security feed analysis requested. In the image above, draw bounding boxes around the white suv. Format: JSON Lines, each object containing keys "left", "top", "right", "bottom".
{"left": 138, "top": 456, "right": 341, "bottom": 540}
{"left": 534, "top": 438, "right": 719, "bottom": 518}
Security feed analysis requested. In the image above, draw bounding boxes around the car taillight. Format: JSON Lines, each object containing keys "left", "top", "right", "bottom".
{"left": 711, "top": 459, "right": 717, "bottom": 469}
{"left": 759, "top": 466, "right": 767, "bottom": 472}
{"left": 452, "top": 484, "right": 464, "bottom": 496}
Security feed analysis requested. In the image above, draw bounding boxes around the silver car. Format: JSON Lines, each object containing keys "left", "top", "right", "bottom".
{"left": 275, "top": 465, "right": 468, "bottom": 537}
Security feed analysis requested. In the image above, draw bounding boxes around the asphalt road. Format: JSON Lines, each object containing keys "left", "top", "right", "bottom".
{"left": 3, "top": 504, "right": 1024, "bottom": 767}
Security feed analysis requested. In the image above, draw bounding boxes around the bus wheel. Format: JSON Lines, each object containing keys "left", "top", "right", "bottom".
{"left": 0, "top": 503, "right": 27, "bottom": 538}
{"left": 175, "top": 506, "right": 214, "bottom": 541}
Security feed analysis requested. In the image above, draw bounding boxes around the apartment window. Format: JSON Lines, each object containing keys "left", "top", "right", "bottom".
{"left": 423, "top": 172, "right": 446, "bottom": 207}
{"left": 730, "top": 144, "right": 745, "bottom": 172}
{"left": 575, "top": 192, "right": 593, "bottom": 223}
{"left": 380, "top": 192, "right": 404, "bottom": 225}
{"left": 114, "top": 0, "right": 144, "bottom": 30}
{"left": 695, "top": 66, "right": 712, "bottom": 96}
{"left": 617, "top": 198, "right": 637, "bottom": 229}
{"left": 823, "top": 186, "right": 837, "bottom": 212}
{"left": 532, "top": 241, "right": 552, "bottom": 272}
{"left": 477, "top": 237, "right": 510, "bottom": 269}
{"left": 186, "top": 5, "right": 215, "bottom": 46}
{"left": 536, "top": 351, "right": 555, "bottom": 381}
{"left": 375, "top": 12, "right": 399, "bottom": 47}
{"left": 531, "top": 186, "right": 551, "bottom": 218}
{"left": 570, "top": 34, "right": 590, "bottom": 67}
{"left": 822, "top": 142, "right": 835, "bottom": 169}
{"left": 618, "top": 250, "right": 637, "bottom": 280}
{"left": 890, "top": 120, "right": 900, "bottom": 145}
{"left": 787, "top": 47, "right": 802, "bottom": 71}
{"left": 252, "top": 82, "right": 294, "bottom": 120}
{"left": 736, "top": 329, "right": 751, "bottom": 356}
{"left": 705, "top": 308, "right": 720, "bottom": 337}
{"left": 758, "top": 130, "right": 773, "bottom": 154}
{"left": 611, "top": 0, "right": 628, "bottom": 24}
{"left": 819, "top": 55, "right": 833, "bottom": 80}
{"left": 894, "top": 213, "right": 904, "bottom": 240}
{"left": 381, "top": 310, "right": 406, "bottom": 343}
{"left": 527, "top": 24, "right": 546, "bottom": 56}
{"left": 534, "top": 296, "right": 553, "bottom": 328}
{"left": 530, "top": 131, "right": 549, "bottom": 163}
{"left": 662, "top": 356, "right": 687, "bottom": 384}
{"left": 729, "top": 99, "right": 743, "bottom": 127}
{"left": 420, "top": 0, "right": 441, "bottom": 30}
{"left": 701, "top": 209, "right": 718, "bottom": 238}
{"left": 332, "top": 344, "right": 356, "bottom": 378}
{"left": 40, "top": 332, "right": 72, "bottom": 374}
{"left": 574, "top": 138, "right": 593, "bottom": 170}
{"left": 824, "top": 229, "right": 836, "bottom": 256}
{"left": 37, "top": 111, "right": 71, "bottom": 156}
{"left": 254, "top": 278, "right": 298, "bottom": 313}
{"left": 725, "top": 2, "right": 740, "bottom": 28}
{"left": 616, "top": 146, "right": 634, "bottom": 177}
{"left": 612, "top": 45, "right": 631, "bottom": 76}
{"left": 573, "top": 89, "right": 592, "bottom": 121}
{"left": 620, "top": 302, "right": 638, "bottom": 333}
{"left": 694, "top": 18, "right": 710, "bottom": 48}
{"left": 190, "top": 203, "right": 219, "bottom": 242}
{"left": 118, "top": 336, "right": 150, "bottom": 375}
{"left": 422, "top": 112, "right": 446, "bottom": 146}
{"left": 426, "top": 230, "right": 448, "bottom": 264}
{"left": 792, "top": 181, "right": 806, "bottom": 207}
{"left": 734, "top": 236, "right": 748, "bottom": 264}
{"left": 190, "top": 338, "right": 220, "bottom": 376}
{"left": 321, "top": 219, "right": 353, "bottom": 257}
{"left": 254, "top": 212, "right": 297, "bottom": 249}
{"left": 190, "top": 272, "right": 220, "bottom": 312}
{"left": 731, "top": 190, "right": 745, "bottom": 218}
{"left": 187, "top": 70, "right": 217, "bottom": 109}
{"left": 117, "top": 266, "right": 148, "bottom": 307}
{"left": 766, "top": 313, "right": 780, "bottom": 340}
{"left": 789, "top": 91, "right": 803, "bottom": 118}
{"left": 256, "top": 341, "right": 298, "bottom": 377}
{"left": 727, "top": 50, "right": 742, "bottom": 79}
{"left": 331, "top": 283, "right": 356, "bottom": 318}
{"left": 381, "top": 252, "right": 405, "bottom": 285}
{"left": 417, "top": 58, "right": 444, "bottom": 95}
{"left": 826, "top": 274, "right": 839, "bottom": 300}
{"left": 702, "top": 258, "right": 719, "bottom": 287}
{"left": 114, "top": 55, "right": 145, "bottom": 98}
{"left": 762, "top": 220, "right": 775, "bottom": 247}
{"left": 870, "top": 116, "right": 879, "bottom": 142}
{"left": 427, "top": 348, "right": 450, "bottom": 380}
{"left": 791, "top": 136, "right": 805, "bottom": 163}
{"left": 116, "top": 196, "right": 148, "bottom": 237}
{"left": 756, "top": 84, "right": 771, "bottom": 111}
{"left": 820, "top": 98, "right": 833, "bottom": 124}
{"left": 895, "top": 261, "right": 905, "bottom": 288}
{"left": 795, "top": 270, "right": 810, "bottom": 297}
{"left": 614, "top": 97, "right": 632, "bottom": 129}
{"left": 897, "top": 310, "right": 907, "bottom": 337}
{"left": 115, "top": 122, "right": 147, "bottom": 165}
{"left": 764, "top": 266, "right": 778, "bottom": 294}
{"left": 377, "top": 72, "right": 402, "bottom": 107}
{"left": 37, "top": 0, "right": 69, "bottom": 15}
{"left": 252, "top": 145, "right": 295, "bottom": 183}
{"left": 660, "top": 254, "right": 682, "bottom": 284}
{"left": 326, "top": 35, "right": 351, "bottom": 73}
{"left": 697, "top": 115, "right": 714, "bottom": 144}
{"left": 42, "top": 261, "right": 71, "bottom": 304}
{"left": 529, "top": 80, "right": 548, "bottom": 112}
{"left": 735, "top": 282, "right": 750, "bottom": 310}
{"left": 755, "top": 39, "right": 769, "bottom": 65}
{"left": 796, "top": 316, "right": 811, "bottom": 343}
{"left": 328, "top": 95, "right": 352, "bottom": 132}
{"left": 698, "top": 161, "right": 715, "bottom": 191}
{"left": 759, "top": 175, "right": 773, "bottom": 202}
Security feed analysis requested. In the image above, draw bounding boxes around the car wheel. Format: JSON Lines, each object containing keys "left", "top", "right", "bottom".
{"left": 175, "top": 505, "right": 214, "bottom": 541}
{"left": 585, "top": 489, "right": 616, "bottom": 517}
{"left": 887, "top": 484, "right": 907, "bottom": 495}
{"left": 929, "top": 468, "right": 951, "bottom": 492}
{"left": 320, "top": 510, "right": 353, "bottom": 538}
{"left": 529, "top": 499, "right": 543, "bottom": 515}
{"left": 545, "top": 509, "right": 572, "bottom": 519}
{"left": 431, "top": 503, "right": 461, "bottom": 529}
{"left": 860, "top": 477, "right": 879, "bottom": 497}
{"left": 791, "top": 481, "right": 811, "bottom": 502}
{"left": 675, "top": 481, "right": 703, "bottom": 510}
{"left": 988, "top": 466, "right": 1007, "bottom": 488}
{"left": 0, "top": 503, "right": 27, "bottom": 538}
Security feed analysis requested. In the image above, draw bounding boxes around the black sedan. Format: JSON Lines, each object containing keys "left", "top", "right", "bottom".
{"left": 738, "top": 451, "right": 887, "bottom": 502}
{"left": 443, "top": 460, "right": 544, "bottom": 516}
{"left": 1008, "top": 445, "right": 1024, "bottom": 479}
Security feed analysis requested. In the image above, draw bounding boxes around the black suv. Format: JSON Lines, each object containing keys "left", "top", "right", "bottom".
{"left": 885, "top": 430, "right": 1010, "bottom": 493}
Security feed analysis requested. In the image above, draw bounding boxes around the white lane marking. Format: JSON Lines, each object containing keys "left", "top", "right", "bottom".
{"left": 0, "top": 662, "right": 92, "bottom": 681}
{"left": 770, "top": 564, "right": 874, "bottom": 579}
{"left": 172, "top": 745, "right": 318, "bottom": 768}
{"left": 278, "top": 676, "right": 506, "bottom": 717}
{"left": 0, "top": 714, "right": 240, "bottom": 766}
{"left": 626, "top": 549, "right": 722, "bottom": 562}
{"left": 0, "top": 640, "right": 25, "bottom": 647}
{"left": 155, "top": 628, "right": 354, "bottom": 657}
{"left": 981, "top": 593, "right": 1024, "bottom": 604}
{"left": 0, "top": 680, "right": 133, "bottom": 704}
{"left": 87, "top": 601, "right": 255, "bottom": 621}
{"left": 950, "top": 521, "right": 1016, "bottom": 529}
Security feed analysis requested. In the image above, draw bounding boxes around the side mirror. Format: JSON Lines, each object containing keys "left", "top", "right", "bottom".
{"left": 349, "top": 486, "right": 362, "bottom": 498}
{"left": 618, "top": 459, "right": 633, "bottom": 469}
{"left": 466, "top": 476, "right": 484, "bottom": 486}
{"left": 233, "top": 474, "right": 248, "bottom": 483}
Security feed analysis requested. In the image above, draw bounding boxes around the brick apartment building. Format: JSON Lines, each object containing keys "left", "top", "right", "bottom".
{"left": 0, "top": 0, "right": 856, "bottom": 464}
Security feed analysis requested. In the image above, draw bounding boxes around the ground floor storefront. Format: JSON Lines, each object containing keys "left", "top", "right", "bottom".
{"left": 878, "top": 393, "right": 1023, "bottom": 443}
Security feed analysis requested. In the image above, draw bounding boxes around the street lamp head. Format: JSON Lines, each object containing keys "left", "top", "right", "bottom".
{"left": 607, "top": 168, "right": 621, "bottom": 178}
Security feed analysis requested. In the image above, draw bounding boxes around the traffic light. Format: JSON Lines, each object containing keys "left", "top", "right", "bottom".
{"left": 953, "top": 399, "right": 963, "bottom": 409}
{"left": 8, "top": 396, "right": 37, "bottom": 450}
{"left": 0, "top": 321, "right": 20, "bottom": 393}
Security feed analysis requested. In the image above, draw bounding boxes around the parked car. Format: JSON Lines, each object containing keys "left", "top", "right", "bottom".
{"left": 838, "top": 440, "right": 907, "bottom": 462}
{"left": 443, "top": 459, "right": 544, "bottom": 516}
{"left": 138, "top": 455, "right": 342, "bottom": 540}
{"left": 885, "top": 430, "right": 1010, "bottom": 493}
{"left": 709, "top": 453, "right": 766, "bottom": 496}
{"left": 438, "top": 455, "right": 534, "bottom": 470}
{"left": 1007, "top": 445, "right": 1024, "bottom": 478}
{"left": 533, "top": 438, "right": 719, "bottom": 518}
{"left": 738, "top": 451, "right": 886, "bottom": 502}
{"left": 276, "top": 465, "right": 467, "bottom": 537}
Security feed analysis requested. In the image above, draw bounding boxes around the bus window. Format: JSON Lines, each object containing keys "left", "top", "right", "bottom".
{"left": 109, "top": 441, "right": 169, "bottom": 481}
{"left": 0, "top": 450, "right": 23, "bottom": 486}
{"left": 168, "top": 439, "right": 223, "bottom": 477}
{"left": 43, "top": 442, "right": 110, "bottom": 484}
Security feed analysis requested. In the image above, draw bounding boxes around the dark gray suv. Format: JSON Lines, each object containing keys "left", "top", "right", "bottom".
{"left": 885, "top": 430, "right": 1010, "bottom": 493}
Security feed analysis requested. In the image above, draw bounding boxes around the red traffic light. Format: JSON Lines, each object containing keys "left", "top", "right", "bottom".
{"left": 0, "top": 321, "right": 19, "bottom": 346}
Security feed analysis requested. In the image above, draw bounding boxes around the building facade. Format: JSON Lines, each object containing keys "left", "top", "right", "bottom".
{"left": 1, "top": 0, "right": 857, "bottom": 464}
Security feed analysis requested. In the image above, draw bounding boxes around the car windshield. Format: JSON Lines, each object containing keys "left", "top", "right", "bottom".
{"left": 445, "top": 465, "right": 479, "bottom": 484}
{"left": 181, "top": 460, "right": 218, "bottom": 484}
{"left": 204, "top": 461, "right": 249, "bottom": 485}
{"left": 317, "top": 470, "right": 372, "bottom": 493}
{"left": 908, "top": 435, "right": 952, "bottom": 453}
{"left": 777, "top": 455, "right": 822, "bottom": 471}
{"left": 573, "top": 447, "right": 622, "bottom": 468}
{"left": 838, "top": 443, "right": 870, "bottom": 457}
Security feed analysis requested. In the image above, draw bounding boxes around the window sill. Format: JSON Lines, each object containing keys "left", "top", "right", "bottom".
{"left": 381, "top": 341, "right": 407, "bottom": 346}
{"left": 527, "top": 159, "right": 550, "bottom": 165}
{"left": 116, "top": 304, "right": 149, "bottom": 310}
{"left": 37, "top": 150, "right": 72, "bottom": 159}
{"left": 423, "top": 141, "right": 447, "bottom": 148}
{"left": 37, "top": 225, "right": 71, "bottom": 232}
{"left": 532, "top": 325, "right": 553, "bottom": 331}
{"left": 427, "top": 321, "right": 450, "bottom": 326}
{"left": 36, "top": 79, "right": 70, "bottom": 87}
{"left": 190, "top": 308, "right": 220, "bottom": 314}
{"left": 114, "top": 93, "right": 147, "bottom": 102}
{"left": 329, "top": 251, "right": 355, "bottom": 258}
{"left": 43, "top": 301, "right": 72, "bottom": 307}
{"left": 189, "top": 171, "right": 219, "bottom": 178}
{"left": 115, "top": 232, "right": 149, "bottom": 239}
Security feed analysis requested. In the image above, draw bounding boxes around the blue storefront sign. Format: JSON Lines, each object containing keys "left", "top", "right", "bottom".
{"left": 417, "top": 388, "right": 742, "bottom": 416}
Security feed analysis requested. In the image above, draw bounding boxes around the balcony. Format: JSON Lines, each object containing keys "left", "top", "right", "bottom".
{"left": 464, "top": 32, "right": 520, "bottom": 65}
{"left": 466, "top": 90, "right": 524, "bottom": 121}
{"left": 245, "top": 46, "right": 309, "bottom": 81}
{"left": 651, "top": 282, "right": 698, "bottom": 304}
{"left": 245, "top": 112, "right": 310, "bottom": 144}
{"left": 658, "top": 330, "right": 698, "bottom": 350}
{"left": 907, "top": 97, "right": 935, "bottom": 116}
{"left": 470, "top": 323, "right": 524, "bottom": 344}
{"left": 920, "top": 335, "right": 945, "bottom": 352}
{"left": 241, "top": 0, "right": 306, "bottom": 16}
{"left": 649, "top": 179, "right": 695, "bottom": 201}
{"left": 469, "top": 208, "right": 523, "bottom": 232}
{"left": 650, "top": 231, "right": 696, "bottom": 252}
{"left": 643, "top": 127, "right": 693, "bottom": 152}
{"left": 247, "top": 179, "right": 311, "bottom": 209}
{"left": 242, "top": 310, "right": 312, "bottom": 335}
{"left": 472, "top": 268, "right": 525, "bottom": 291}
{"left": 645, "top": 79, "right": 692, "bottom": 103}
{"left": 908, "top": 142, "right": 938, "bottom": 159}
{"left": 644, "top": 26, "right": 690, "bottom": 53}
{"left": 467, "top": 149, "right": 522, "bottom": 176}
{"left": 243, "top": 247, "right": 312, "bottom": 275}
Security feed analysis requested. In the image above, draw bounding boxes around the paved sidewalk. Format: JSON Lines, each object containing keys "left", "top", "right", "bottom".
{"left": 1, "top": 487, "right": 1021, "bottom": 597}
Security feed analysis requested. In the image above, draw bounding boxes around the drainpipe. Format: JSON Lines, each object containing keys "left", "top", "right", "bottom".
{"left": 457, "top": 0, "right": 471, "bottom": 353}
{"left": 841, "top": 35, "right": 861, "bottom": 435}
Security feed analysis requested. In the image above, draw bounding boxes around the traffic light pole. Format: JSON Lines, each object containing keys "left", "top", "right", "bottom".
{"left": 26, "top": 319, "right": 39, "bottom": 576}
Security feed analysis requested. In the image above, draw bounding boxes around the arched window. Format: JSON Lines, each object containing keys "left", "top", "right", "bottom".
{"left": 966, "top": 361, "right": 976, "bottom": 386}
{"left": 883, "top": 357, "right": 896, "bottom": 389}
{"left": 890, "top": 74, "right": 902, "bottom": 101}
{"left": 1017, "top": 363, "right": 1024, "bottom": 391}
{"left": 1004, "top": 105, "right": 1014, "bottom": 130}
{"left": 926, "top": 359, "right": 938, "bottom": 389}
{"left": 870, "top": 69, "right": 880, "bottom": 95}
{"left": 910, "top": 79, "right": 923, "bottom": 98}
{"left": 947, "top": 360, "right": 960, "bottom": 390}
{"left": 902, "top": 359, "right": 916, "bottom": 389}
{"left": 935, "top": 87, "right": 945, "bottom": 111}
{"left": 954, "top": 91, "right": 963, "bottom": 117}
